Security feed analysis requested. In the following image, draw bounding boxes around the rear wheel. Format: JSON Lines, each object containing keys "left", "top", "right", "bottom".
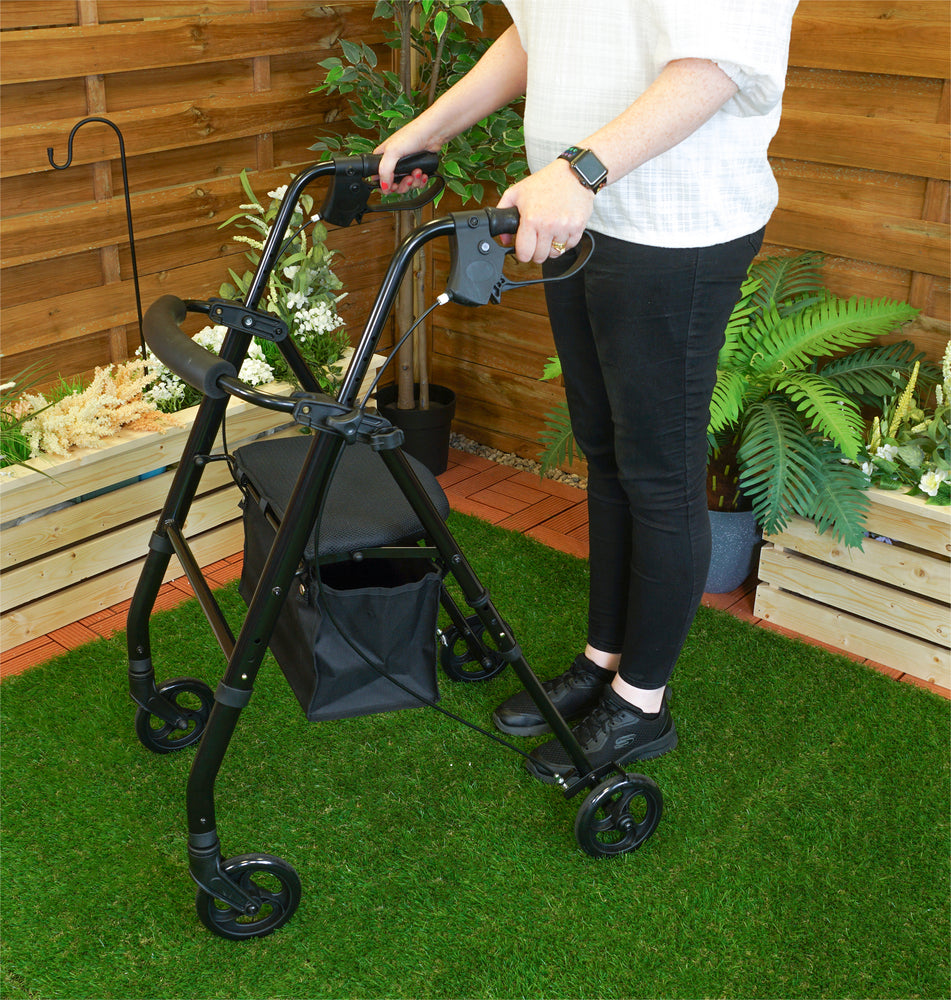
{"left": 196, "top": 854, "right": 302, "bottom": 940}
{"left": 575, "top": 773, "right": 663, "bottom": 857}
{"left": 134, "top": 677, "right": 213, "bottom": 753}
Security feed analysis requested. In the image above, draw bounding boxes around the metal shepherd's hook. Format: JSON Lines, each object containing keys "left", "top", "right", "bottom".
{"left": 48, "top": 116, "right": 147, "bottom": 360}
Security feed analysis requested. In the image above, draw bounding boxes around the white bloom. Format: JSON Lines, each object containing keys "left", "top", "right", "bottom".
{"left": 286, "top": 290, "right": 309, "bottom": 310}
{"left": 283, "top": 265, "right": 300, "bottom": 281}
{"left": 875, "top": 443, "right": 899, "bottom": 462}
{"left": 268, "top": 185, "right": 288, "bottom": 202}
{"left": 919, "top": 469, "right": 948, "bottom": 496}
{"left": 860, "top": 461, "right": 873, "bottom": 476}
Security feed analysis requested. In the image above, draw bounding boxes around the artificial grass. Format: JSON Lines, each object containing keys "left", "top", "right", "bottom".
{"left": 1, "top": 511, "right": 948, "bottom": 1000}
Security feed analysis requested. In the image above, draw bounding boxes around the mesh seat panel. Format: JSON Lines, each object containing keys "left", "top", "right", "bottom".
{"left": 234, "top": 435, "right": 450, "bottom": 559}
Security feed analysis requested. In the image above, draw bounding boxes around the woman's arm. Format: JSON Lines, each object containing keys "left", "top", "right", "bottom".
{"left": 375, "top": 24, "right": 528, "bottom": 191}
{"left": 498, "top": 57, "right": 739, "bottom": 263}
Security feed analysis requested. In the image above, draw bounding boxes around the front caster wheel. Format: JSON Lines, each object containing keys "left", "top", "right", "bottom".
{"left": 134, "top": 677, "right": 213, "bottom": 753}
{"left": 575, "top": 773, "right": 663, "bottom": 857}
{"left": 439, "top": 616, "right": 506, "bottom": 682}
{"left": 196, "top": 854, "right": 301, "bottom": 940}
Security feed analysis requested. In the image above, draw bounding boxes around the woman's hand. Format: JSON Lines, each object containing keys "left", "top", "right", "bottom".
{"left": 496, "top": 158, "right": 596, "bottom": 264}
{"left": 374, "top": 123, "right": 441, "bottom": 194}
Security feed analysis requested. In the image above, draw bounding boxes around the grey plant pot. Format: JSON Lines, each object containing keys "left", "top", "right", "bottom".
{"left": 706, "top": 508, "right": 762, "bottom": 594}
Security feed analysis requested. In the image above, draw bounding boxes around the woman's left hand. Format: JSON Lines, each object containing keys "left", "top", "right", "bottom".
{"left": 496, "top": 158, "right": 596, "bottom": 264}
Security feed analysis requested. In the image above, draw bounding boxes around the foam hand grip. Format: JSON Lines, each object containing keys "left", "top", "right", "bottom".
{"left": 143, "top": 295, "right": 236, "bottom": 398}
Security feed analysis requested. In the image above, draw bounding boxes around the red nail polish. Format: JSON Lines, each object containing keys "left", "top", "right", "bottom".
{"left": 381, "top": 181, "right": 389, "bottom": 191}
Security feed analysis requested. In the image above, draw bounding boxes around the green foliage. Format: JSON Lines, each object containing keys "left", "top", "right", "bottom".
{"left": 860, "top": 339, "right": 951, "bottom": 504}
{"left": 217, "top": 171, "right": 350, "bottom": 392}
{"left": 0, "top": 363, "right": 56, "bottom": 473}
{"left": 710, "top": 252, "right": 922, "bottom": 545}
{"left": 311, "top": 0, "right": 526, "bottom": 205}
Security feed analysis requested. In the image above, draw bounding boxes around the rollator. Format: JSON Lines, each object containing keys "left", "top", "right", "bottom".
{"left": 125, "top": 152, "right": 663, "bottom": 939}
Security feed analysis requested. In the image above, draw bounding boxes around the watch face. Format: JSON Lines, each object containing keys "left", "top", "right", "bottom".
{"left": 572, "top": 149, "right": 607, "bottom": 188}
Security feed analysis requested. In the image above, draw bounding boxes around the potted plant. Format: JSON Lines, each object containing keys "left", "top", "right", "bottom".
{"left": 311, "top": 0, "right": 526, "bottom": 472}
{"left": 539, "top": 253, "right": 925, "bottom": 588}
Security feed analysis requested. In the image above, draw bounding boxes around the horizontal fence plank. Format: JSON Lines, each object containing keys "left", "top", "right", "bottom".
{"left": 0, "top": 7, "right": 353, "bottom": 85}
{"left": 789, "top": 1, "right": 950, "bottom": 79}
{"left": 766, "top": 203, "right": 949, "bottom": 277}
{"left": 771, "top": 109, "right": 949, "bottom": 181}
{"left": 1, "top": 87, "right": 331, "bottom": 179}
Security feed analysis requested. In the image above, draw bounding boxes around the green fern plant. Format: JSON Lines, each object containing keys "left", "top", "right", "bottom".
{"left": 708, "top": 252, "right": 923, "bottom": 546}
{"left": 538, "top": 253, "right": 925, "bottom": 549}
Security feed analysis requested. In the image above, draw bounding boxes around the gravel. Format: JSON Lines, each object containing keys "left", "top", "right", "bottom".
{"left": 449, "top": 432, "right": 587, "bottom": 490}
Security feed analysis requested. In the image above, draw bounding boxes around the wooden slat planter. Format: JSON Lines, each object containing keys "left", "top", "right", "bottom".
{"left": 0, "top": 355, "right": 383, "bottom": 653}
{"left": 754, "top": 488, "right": 951, "bottom": 687}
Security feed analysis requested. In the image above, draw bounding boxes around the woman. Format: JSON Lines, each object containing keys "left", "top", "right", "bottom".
{"left": 377, "top": 1, "right": 798, "bottom": 782}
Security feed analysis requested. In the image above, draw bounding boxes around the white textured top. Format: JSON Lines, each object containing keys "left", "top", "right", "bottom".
{"left": 503, "top": 0, "right": 798, "bottom": 247}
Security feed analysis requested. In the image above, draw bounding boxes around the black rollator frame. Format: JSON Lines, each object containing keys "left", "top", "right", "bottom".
{"left": 126, "top": 153, "right": 662, "bottom": 939}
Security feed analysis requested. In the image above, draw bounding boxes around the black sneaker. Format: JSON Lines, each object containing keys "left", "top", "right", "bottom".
{"left": 492, "top": 654, "right": 614, "bottom": 737}
{"left": 525, "top": 687, "right": 677, "bottom": 784}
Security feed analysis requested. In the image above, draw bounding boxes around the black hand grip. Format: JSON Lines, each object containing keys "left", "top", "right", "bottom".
{"left": 486, "top": 206, "right": 520, "bottom": 237}
{"left": 143, "top": 295, "right": 236, "bottom": 399}
{"left": 362, "top": 150, "right": 440, "bottom": 181}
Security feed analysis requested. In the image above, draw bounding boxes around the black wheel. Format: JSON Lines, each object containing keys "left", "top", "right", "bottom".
{"left": 196, "top": 854, "right": 301, "bottom": 940}
{"left": 134, "top": 677, "right": 214, "bottom": 753}
{"left": 439, "top": 616, "right": 506, "bottom": 682}
{"left": 575, "top": 773, "right": 663, "bottom": 857}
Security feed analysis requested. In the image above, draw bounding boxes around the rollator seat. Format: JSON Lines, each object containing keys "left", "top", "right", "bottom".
{"left": 234, "top": 434, "right": 450, "bottom": 559}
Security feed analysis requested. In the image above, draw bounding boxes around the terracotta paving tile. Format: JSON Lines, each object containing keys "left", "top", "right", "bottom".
{"left": 490, "top": 477, "right": 551, "bottom": 505}
{"left": 499, "top": 494, "right": 573, "bottom": 533}
{"left": 900, "top": 674, "right": 951, "bottom": 699}
{"left": 445, "top": 449, "right": 496, "bottom": 471}
{"left": 48, "top": 621, "right": 99, "bottom": 651}
{"left": 862, "top": 659, "right": 904, "bottom": 683}
{"left": 86, "top": 612, "right": 127, "bottom": 639}
{"left": 153, "top": 585, "right": 189, "bottom": 614}
{"left": 436, "top": 464, "right": 482, "bottom": 489}
{"left": 538, "top": 502, "right": 588, "bottom": 536}
{"left": 469, "top": 486, "right": 531, "bottom": 516}
{"left": 506, "top": 469, "right": 585, "bottom": 502}
{"left": 446, "top": 464, "right": 519, "bottom": 498}
{"left": 1, "top": 637, "right": 64, "bottom": 678}
{"left": 525, "top": 525, "right": 588, "bottom": 559}
{"left": 448, "top": 493, "right": 512, "bottom": 525}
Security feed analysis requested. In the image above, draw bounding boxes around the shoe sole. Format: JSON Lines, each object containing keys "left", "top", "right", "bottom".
{"left": 524, "top": 723, "right": 679, "bottom": 785}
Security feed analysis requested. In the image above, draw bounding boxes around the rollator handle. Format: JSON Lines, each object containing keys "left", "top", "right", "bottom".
{"left": 319, "top": 152, "right": 443, "bottom": 228}
{"left": 445, "top": 209, "right": 595, "bottom": 307}
{"left": 143, "top": 295, "right": 236, "bottom": 399}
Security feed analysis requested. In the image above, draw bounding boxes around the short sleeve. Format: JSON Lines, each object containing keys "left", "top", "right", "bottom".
{"left": 654, "top": 0, "right": 799, "bottom": 117}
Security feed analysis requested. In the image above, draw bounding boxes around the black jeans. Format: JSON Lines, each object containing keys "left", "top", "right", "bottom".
{"left": 542, "top": 228, "right": 763, "bottom": 690}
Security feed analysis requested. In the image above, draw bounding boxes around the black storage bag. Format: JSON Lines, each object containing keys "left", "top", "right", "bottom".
{"left": 235, "top": 436, "right": 448, "bottom": 722}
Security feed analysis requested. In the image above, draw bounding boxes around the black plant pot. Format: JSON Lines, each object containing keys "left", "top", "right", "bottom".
{"left": 706, "top": 508, "right": 762, "bottom": 594}
{"left": 375, "top": 383, "right": 456, "bottom": 476}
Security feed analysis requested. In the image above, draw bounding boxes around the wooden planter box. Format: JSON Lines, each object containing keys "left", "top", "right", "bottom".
{"left": 754, "top": 488, "right": 951, "bottom": 688}
{"left": 0, "top": 356, "right": 383, "bottom": 654}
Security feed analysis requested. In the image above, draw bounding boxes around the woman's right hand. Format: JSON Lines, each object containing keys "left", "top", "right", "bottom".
{"left": 374, "top": 122, "right": 442, "bottom": 194}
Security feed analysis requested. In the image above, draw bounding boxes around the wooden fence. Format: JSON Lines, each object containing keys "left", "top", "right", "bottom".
{"left": 0, "top": 0, "right": 397, "bottom": 385}
{"left": 1, "top": 0, "right": 949, "bottom": 464}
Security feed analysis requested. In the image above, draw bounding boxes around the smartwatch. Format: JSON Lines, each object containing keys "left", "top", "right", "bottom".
{"left": 558, "top": 146, "right": 608, "bottom": 193}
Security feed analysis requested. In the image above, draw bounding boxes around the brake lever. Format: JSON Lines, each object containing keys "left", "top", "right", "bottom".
{"left": 444, "top": 210, "right": 595, "bottom": 307}
{"left": 319, "top": 154, "right": 444, "bottom": 228}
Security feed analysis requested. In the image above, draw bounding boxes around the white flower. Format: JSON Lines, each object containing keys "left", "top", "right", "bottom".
{"left": 285, "top": 290, "right": 309, "bottom": 310}
{"left": 283, "top": 265, "right": 300, "bottom": 281}
{"left": 267, "top": 185, "right": 288, "bottom": 202}
{"left": 875, "top": 443, "right": 899, "bottom": 462}
{"left": 919, "top": 469, "right": 948, "bottom": 496}
{"left": 860, "top": 461, "right": 873, "bottom": 476}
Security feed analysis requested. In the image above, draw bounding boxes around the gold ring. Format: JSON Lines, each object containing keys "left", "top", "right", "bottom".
{"left": 551, "top": 240, "right": 567, "bottom": 253}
